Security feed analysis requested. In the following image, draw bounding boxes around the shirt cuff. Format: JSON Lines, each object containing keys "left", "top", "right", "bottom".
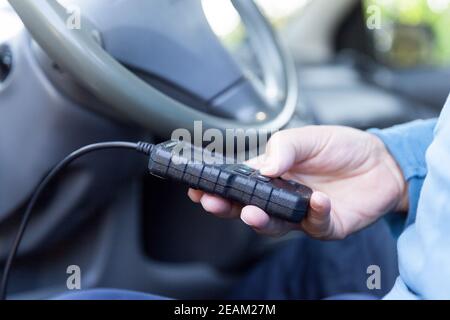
{"left": 368, "top": 119, "right": 437, "bottom": 227}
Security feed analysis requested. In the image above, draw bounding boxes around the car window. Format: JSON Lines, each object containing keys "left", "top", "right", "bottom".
{"left": 201, "top": 0, "right": 311, "bottom": 86}
{"left": 364, "top": 0, "right": 450, "bottom": 68}
{"left": 202, "top": 0, "right": 310, "bottom": 51}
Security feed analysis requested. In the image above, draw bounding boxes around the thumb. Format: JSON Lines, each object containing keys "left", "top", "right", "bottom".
{"left": 300, "top": 191, "right": 337, "bottom": 240}
{"left": 258, "top": 128, "right": 319, "bottom": 177}
{"left": 258, "top": 131, "right": 298, "bottom": 177}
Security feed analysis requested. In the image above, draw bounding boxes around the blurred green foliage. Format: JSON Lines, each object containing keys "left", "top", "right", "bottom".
{"left": 364, "top": 0, "right": 450, "bottom": 67}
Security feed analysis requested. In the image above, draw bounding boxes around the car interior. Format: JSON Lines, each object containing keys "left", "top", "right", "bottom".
{"left": 0, "top": 0, "right": 449, "bottom": 299}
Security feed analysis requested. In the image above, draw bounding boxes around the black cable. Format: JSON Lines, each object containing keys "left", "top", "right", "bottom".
{"left": 0, "top": 141, "right": 153, "bottom": 300}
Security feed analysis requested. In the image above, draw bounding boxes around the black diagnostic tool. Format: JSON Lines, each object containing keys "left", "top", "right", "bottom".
{"left": 1, "top": 139, "right": 313, "bottom": 299}
{"left": 148, "top": 140, "right": 313, "bottom": 223}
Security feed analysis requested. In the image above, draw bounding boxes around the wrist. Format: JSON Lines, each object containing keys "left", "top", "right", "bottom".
{"left": 371, "top": 133, "right": 409, "bottom": 213}
{"left": 396, "top": 181, "right": 409, "bottom": 213}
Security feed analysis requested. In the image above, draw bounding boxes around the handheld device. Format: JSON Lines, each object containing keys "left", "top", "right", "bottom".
{"left": 1, "top": 139, "right": 312, "bottom": 299}
{"left": 148, "top": 140, "right": 312, "bottom": 223}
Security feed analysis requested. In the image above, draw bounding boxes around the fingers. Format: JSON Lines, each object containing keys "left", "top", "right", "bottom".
{"left": 245, "top": 155, "right": 266, "bottom": 170}
{"left": 187, "top": 188, "right": 203, "bottom": 203}
{"left": 300, "top": 191, "right": 336, "bottom": 239}
{"left": 189, "top": 188, "right": 298, "bottom": 235}
{"left": 239, "top": 192, "right": 337, "bottom": 238}
{"left": 240, "top": 206, "right": 296, "bottom": 236}
{"left": 239, "top": 192, "right": 333, "bottom": 238}
{"left": 200, "top": 193, "right": 242, "bottom": 218}
{"left": 190, "top": 189, "right": 338, "bottom": 239}
{"left": 258, "top": 128, "right": 319, "bottom": 177}
{"left": 187, "top": 155, "right": 267, "bottom": 215}
{"left": 189, "top": 189, "right": 241, "bottom": 219}
{"left": 187, "top": 127, "right": 331, "bottom": 237}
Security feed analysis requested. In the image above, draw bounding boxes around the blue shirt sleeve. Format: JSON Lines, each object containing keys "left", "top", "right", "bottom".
{"left": 369, "top": 119, "right": 436, "bottom": 227}
{"left": 371, "top": 95, "right": 450, "bottom": 299}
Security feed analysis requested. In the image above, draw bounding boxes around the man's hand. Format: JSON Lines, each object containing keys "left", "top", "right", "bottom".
{"left": 188, "top": 126, "right": 407, "bottom": 240}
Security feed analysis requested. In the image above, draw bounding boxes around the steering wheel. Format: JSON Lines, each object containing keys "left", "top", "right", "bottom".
{"left": 9, "top": 0, "right": 299, "bottom": 136}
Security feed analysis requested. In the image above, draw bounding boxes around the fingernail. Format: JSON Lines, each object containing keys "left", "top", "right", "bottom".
{"left": 241, "top": 214, "right": 251, "bottom": 226}
{"left": 248, "top": 154, "right": 266, "bottom": 168}
{"left": 312, "top": 192, "right": 328, "bottom": 210}
{"left": 260, "top": 164, "right": 277, "bottom": 175}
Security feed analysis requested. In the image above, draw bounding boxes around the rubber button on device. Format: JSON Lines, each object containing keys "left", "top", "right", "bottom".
{"left": 235, "top": 166, "right": 255, "bottom": 176}
{"left": 256, "top": 175, "right": 271, "bottom": 182}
